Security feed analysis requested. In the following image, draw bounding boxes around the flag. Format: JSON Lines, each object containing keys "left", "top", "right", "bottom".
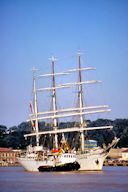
{"left": 29, "top": 101, "right": 35, "bottom": 131}
{"left": 29, "top": 101, "right": 34, "bottom": 113}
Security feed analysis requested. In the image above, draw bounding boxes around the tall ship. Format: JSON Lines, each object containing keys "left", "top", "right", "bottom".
{"left": 18, "top": 51, "right": 119, "bottom": 172}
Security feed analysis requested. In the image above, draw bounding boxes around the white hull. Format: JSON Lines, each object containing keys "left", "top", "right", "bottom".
{"left": 77, "top": 152, "right": 107, "bottom": 171}
{"left": 18, "top": 157, "right": 56, "bottom": 172}
{"left": 18, "top": 152, "right": 107, "bottom": 172}
{"left": 17, "top": 152, "right": 76, "bottom": 172}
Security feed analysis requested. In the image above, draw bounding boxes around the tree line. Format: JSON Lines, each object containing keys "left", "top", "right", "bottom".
{"left": 0, "top": 118, "right": 128, "bottom": 149}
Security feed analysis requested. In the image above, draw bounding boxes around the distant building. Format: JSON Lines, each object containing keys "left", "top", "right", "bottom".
{"left": 122, "top": 149, "right": 128, "bottom": 160}
{"left": 108, "top": 148, "right": 128, "bottom": 159}
{"left": 84, "top": 140, "right": 97, "bottom": 150}
{"left": 108, "top": 148, "right": 122, "bottom": 159}
{"left": 0, "top": 148, "right": 21, "bottom": 166}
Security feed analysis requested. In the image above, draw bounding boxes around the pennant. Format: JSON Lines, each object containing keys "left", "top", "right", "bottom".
{"left": 29, "top": 101, "right": 34, "bottom": 113}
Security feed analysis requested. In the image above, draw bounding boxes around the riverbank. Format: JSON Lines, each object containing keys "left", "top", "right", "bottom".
{"left": 0, "top": 162, "right": 20, "bottom": 167}
{"left": 0, "top": 160, "right": 128, "bottom": 167}
{"left": 104, "top": 159, "right": 128, "bottom": 166}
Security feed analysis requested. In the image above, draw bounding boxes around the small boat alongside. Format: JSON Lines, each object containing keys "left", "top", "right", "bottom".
{"left": 38, "top": 161, "right": 80, "bottom": 172}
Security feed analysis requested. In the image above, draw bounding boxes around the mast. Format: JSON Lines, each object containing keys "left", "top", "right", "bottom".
{"left": 77, "top": 51, "right": 85, "bottom": 152}
{"left": 32, "top": 67, "right": 40, "bottom": 146}
{"left": 25, "top": 54, "right": 113, "bottom": 150}
{"left": 51, "top": 56, "right": 58, "bottom": 149}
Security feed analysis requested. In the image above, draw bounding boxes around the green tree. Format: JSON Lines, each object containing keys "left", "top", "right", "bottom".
{"left": 0, "top": 125, "right": 7, "bottom": 147}
{"left": 113, "top": 119, "right": 128, "bottom": 147}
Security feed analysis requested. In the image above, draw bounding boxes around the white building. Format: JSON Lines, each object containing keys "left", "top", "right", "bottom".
{"left": 122, "top": 149, "right": 128, "bottom": 160}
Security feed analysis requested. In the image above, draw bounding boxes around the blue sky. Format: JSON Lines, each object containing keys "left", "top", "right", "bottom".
{"left": 0, "top": 0, "right": 128, "bottom": 127}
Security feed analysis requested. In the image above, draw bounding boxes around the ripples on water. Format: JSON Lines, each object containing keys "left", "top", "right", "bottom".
{"left": 0, "top": 166, "right": 128, "bottom": 192}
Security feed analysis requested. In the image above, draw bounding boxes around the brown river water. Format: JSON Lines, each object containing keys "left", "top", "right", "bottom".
{"left": 0, "top": 166, "right": 128, "bottom": 192}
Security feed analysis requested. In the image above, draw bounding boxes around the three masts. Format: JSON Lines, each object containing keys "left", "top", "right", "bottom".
{"left": 17, "top": 51, "right": 120, "bottom": 172}
{"left": 25, "top": 51, "right": 112, "bottom": 152}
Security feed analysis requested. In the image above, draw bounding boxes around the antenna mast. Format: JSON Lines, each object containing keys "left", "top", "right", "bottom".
{"left": 77, "top": 51, "right": 85, "bottom": 152}
{"left": 51, "top": 56, "right": 58, "bottom": 149}
{"left": 32, "top": 67, "right": 40, "bottom": 146}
